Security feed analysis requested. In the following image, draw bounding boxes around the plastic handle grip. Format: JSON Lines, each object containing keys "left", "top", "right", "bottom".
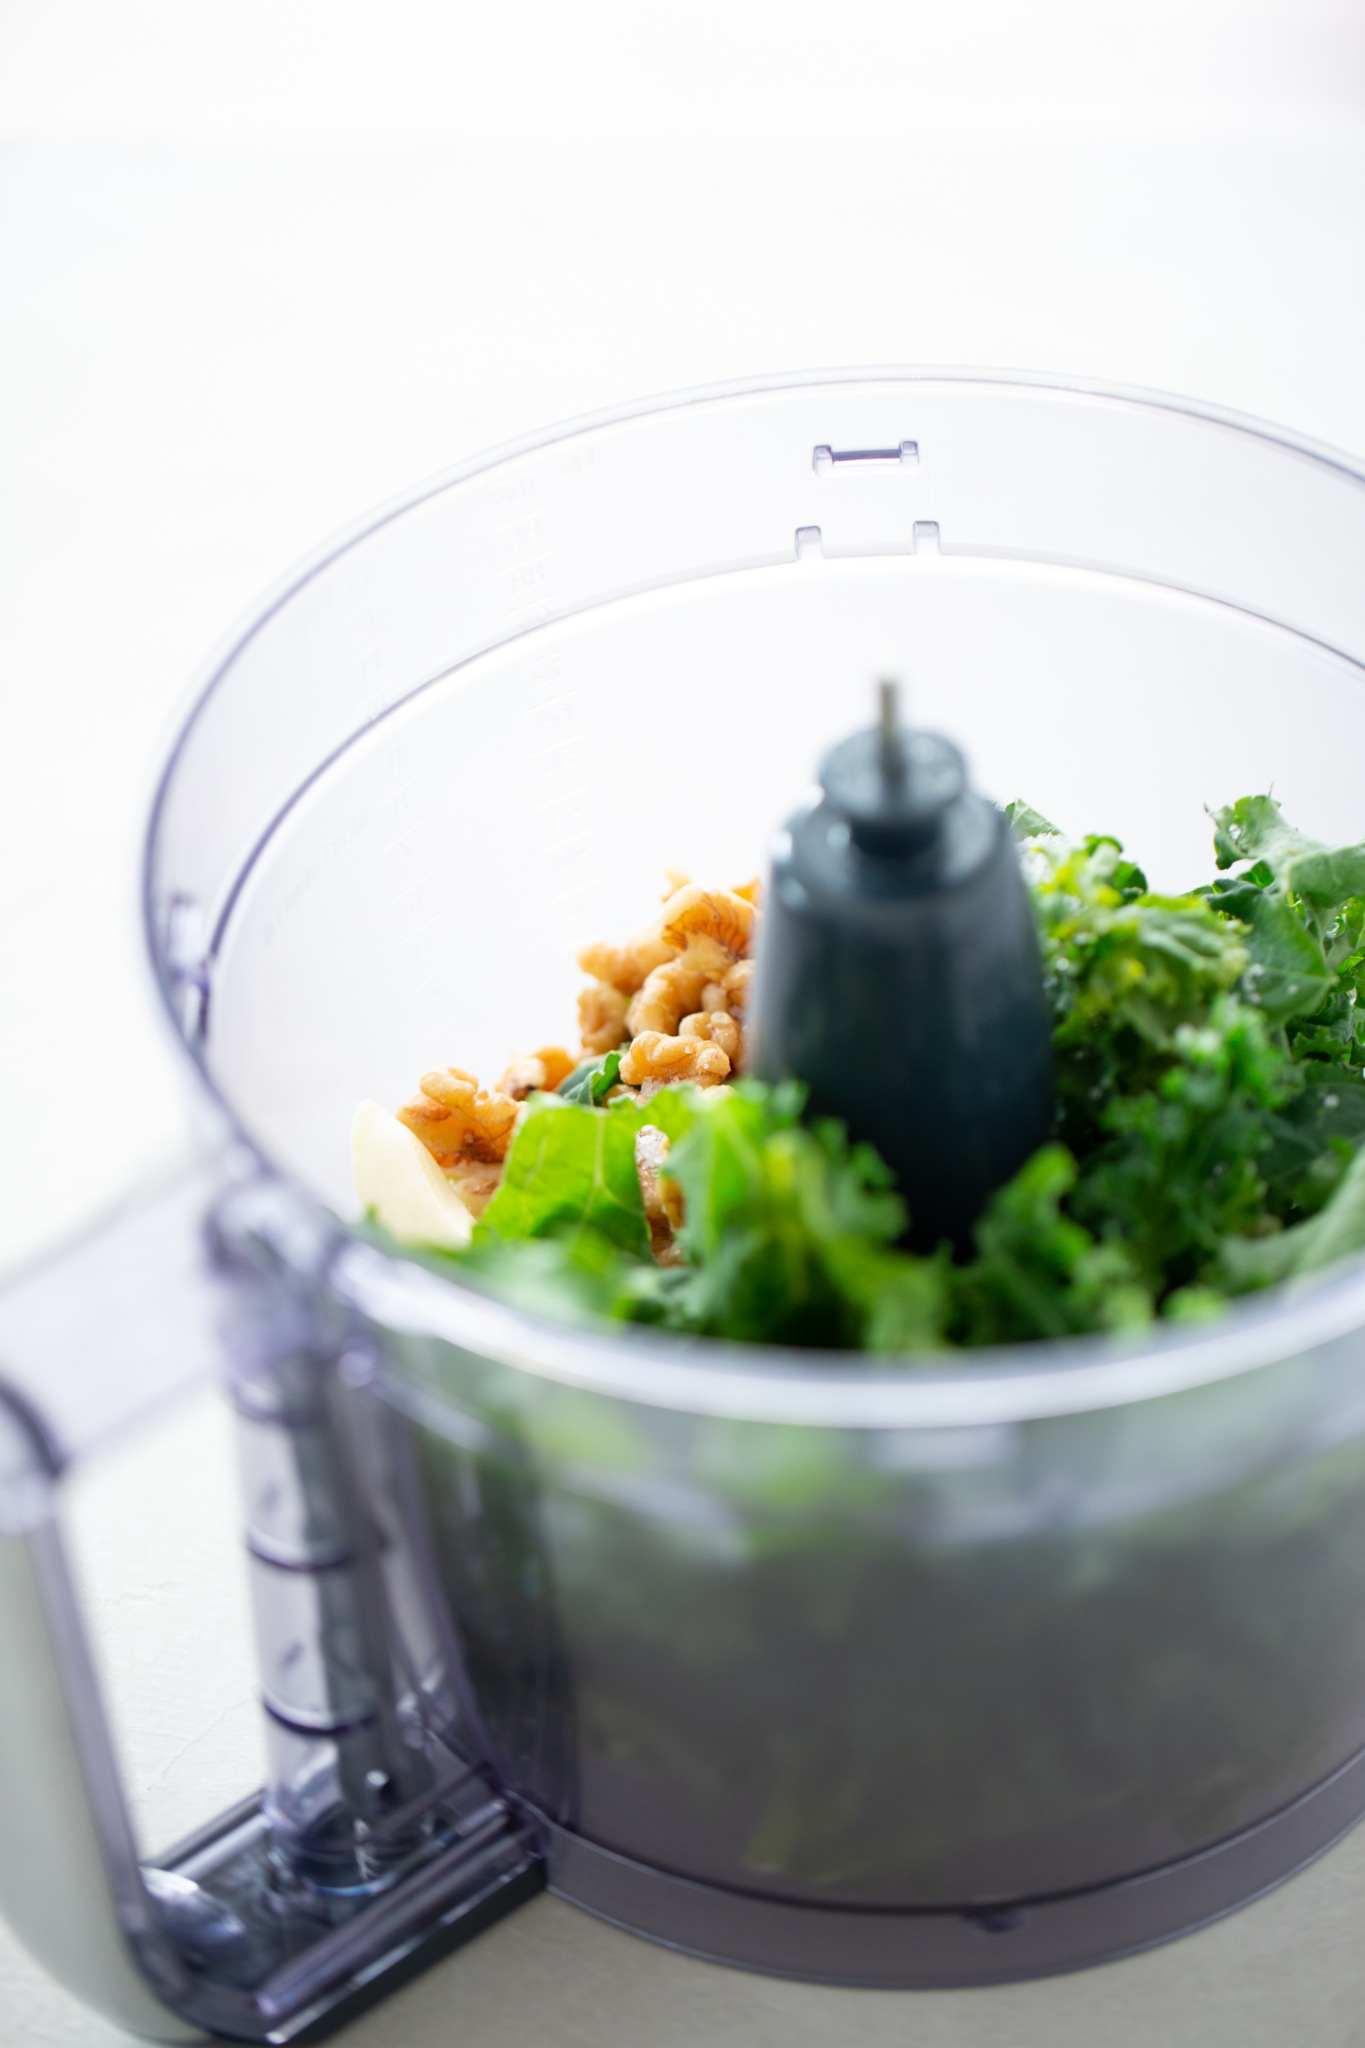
{"left": 0, "top": 1153, "right": 229, "bottom": 2040}
{"left": 0, "top": 1151, "right": 542, "bottom": 2044}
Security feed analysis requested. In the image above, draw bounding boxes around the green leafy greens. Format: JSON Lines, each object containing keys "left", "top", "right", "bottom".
{"left": 419, "top": 796, "right": 1365, "bottom": 1352}
{"left": 555, "top": 1049, "right": 624, "bottom": 1106}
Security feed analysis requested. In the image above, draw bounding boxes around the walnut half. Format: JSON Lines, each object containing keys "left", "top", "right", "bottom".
{"left": 443, "top": 1159, "right": 503, "bottom": 1218}
{"left": 659, "top": 882, "right": 756, "bottom": 958}
{"left": 619, "top": 1030, "right": 730, "bottom": 1090}
{"left": 577, "top": 982, "right": 628, "bottom": 1054}
{"left": 635, "top": 1124, "right": 685, "bottom": 1266}
{"left": 679, "top": 1010, "right": 743, "bottom": 1066}
{"left": 577, "top": 926, "right": 675, "bottom": 997}
{"left": 627, "top": 935, "right": 735, "bottom": 1037}
{"left": 399, "top": 1067, "right": 521, "bottom": 1163}
{"left": 497, "top": 1046, "right": 577, "bottom": 1101}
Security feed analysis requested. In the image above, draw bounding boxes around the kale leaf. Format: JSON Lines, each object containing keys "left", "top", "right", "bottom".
{"left": 639, "top": 1081, "right": 946, "bottom": 1351}
{"left": 1003, "top": 799, "right": 1061, "bottom": 841}
{"left": 452, "top": 1226, "right": 649, "bottom": 1327}
{"left": 480, "top": 1093, "right": 656, "bottom": 1254}
{"left": 557, "top": 1049, "right": 625, "bottom": 1105}
{"left": 1211, "top": 794, "right": 1365, "bottom": 908}
{"left": 1218, "top": 1142, "right": 1365, "bottom": 1290}
{"left": 950, "top": 1145, "right": 1151, "bottom": 1345}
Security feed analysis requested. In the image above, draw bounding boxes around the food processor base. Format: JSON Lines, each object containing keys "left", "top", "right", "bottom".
{"left": 538, "top": 1741, "right": 1365, "bottom": 1988}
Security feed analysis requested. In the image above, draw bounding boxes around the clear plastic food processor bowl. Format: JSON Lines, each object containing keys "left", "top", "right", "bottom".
{"left": 8, "top": 372, "right": 1365, "bottom": 2042}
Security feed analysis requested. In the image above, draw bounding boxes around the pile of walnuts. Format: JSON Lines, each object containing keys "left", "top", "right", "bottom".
{"left": 396, "top": 874, "right": 759, "bottom": 1216}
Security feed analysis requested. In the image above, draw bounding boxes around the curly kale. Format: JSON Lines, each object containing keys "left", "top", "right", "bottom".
{"left": 425, "top": 797, "right": 1365, "bottom": 1353}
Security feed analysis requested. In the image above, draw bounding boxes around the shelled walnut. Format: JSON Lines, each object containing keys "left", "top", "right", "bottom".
{"left": 390, "top": 865, "right": 760, "bottom": 1204}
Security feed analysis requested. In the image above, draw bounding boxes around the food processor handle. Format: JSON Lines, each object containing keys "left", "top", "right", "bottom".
{"left": 0, "top": 1149, "right": 540, "bottom": 2042}
{"left": 0, "top": 1156, "right": 227, "bottom": 2041}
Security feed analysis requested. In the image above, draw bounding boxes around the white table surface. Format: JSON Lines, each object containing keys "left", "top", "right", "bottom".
{"left": 3, "top": 4, "right": 1365, "bottom": 2041}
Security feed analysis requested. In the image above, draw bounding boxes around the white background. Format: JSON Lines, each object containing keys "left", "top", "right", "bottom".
{"left": 2, "top": 5, "right": 1365, "bottom": 2043}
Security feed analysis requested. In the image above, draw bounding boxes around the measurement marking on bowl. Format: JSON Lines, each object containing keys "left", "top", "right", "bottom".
{"left": 532, "top": 743, "right": 586, "bottom": 786}
{"left": 379, "top": 823, "right": 426, "bottom": 859}
{"left": 548, "top": 877, "right": 604, "bottom": 911}
{"left": 526, "top": 692, "right": 579, "bottom": 731}
{"left": 540, "top": 830, "right": 594, "bottom": 862}
{"left": 392, "top": 867, "right": 436, "bottom": 908}
{"left": 812, "top": 440, "right": 919, "bottom": 472}
{"left": 502, "top": 557, "right": 550, "bottom": 605}
{"left": 405, "top": 966, "right": 447, "bottom": 1002}
{"left": 494, "top": 516, "right": 545, "bottom": 559}
{"left": 536, "top": 804, "right": 592, "bottom": 850}
{"left": 395, "top": 908, "right": 445, "bottom": 948}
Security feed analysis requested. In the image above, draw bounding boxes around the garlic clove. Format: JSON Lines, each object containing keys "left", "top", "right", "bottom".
{"left": 350, "top": 1100, "right": 473, "bottom": 1250}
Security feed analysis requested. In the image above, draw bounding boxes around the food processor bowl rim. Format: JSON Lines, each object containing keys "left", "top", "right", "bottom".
{"left": 142, "top": 364, "right": 1365, "bottom": 1431}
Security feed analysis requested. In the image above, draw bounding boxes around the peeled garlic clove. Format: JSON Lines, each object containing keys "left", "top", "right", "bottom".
{"left": 350, "top": 1100, "right": 473, "bottom": 1250}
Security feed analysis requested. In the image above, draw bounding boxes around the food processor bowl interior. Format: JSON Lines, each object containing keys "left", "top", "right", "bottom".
{"left": 149, "top": 374, "right": 1365, "bottom": 1242}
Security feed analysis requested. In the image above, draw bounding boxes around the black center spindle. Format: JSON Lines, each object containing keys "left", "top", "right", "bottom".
{"left": 748, "top": 683, "right": 1054, "bottom": 1252}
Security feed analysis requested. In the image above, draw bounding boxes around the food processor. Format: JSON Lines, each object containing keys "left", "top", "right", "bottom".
{"left": 4, "top": 369, "right": 1365, "bottom": 2043}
